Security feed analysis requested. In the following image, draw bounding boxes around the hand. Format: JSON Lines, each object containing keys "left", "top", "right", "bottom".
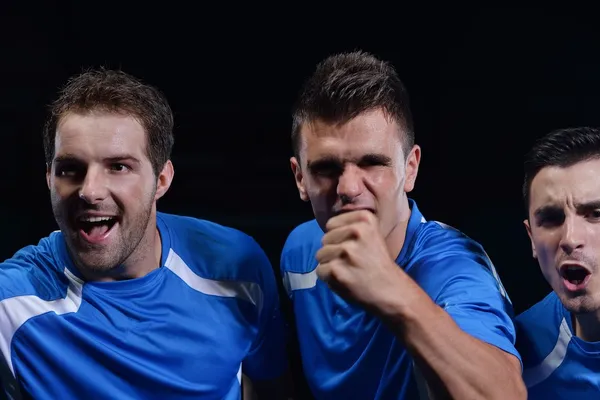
{"left": 316, "top": 210, "right": 399, "bottom": 312}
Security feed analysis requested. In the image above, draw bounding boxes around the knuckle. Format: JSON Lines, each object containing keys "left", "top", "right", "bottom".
{"left": 348, "top": 225, "right": 361, "bottom": 239}
{"left": 358, "top": 209, "right": 372, "bottom": 222}
{"left": 339, "top": 244, "right": 352, "bottom": 260}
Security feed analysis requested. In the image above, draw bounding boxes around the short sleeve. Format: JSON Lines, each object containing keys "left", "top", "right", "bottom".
{"left": 430, "top": 255, "right": 522, "bottom": 366}
{"left": 241, "top": 239, "right": 288, "bottom": 381}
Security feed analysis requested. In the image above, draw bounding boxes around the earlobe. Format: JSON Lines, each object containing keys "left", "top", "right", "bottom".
{"left": 403, "top": 145, "right": 421, "bottom": 193}
{"left": 290, "top": 157, "right": 309, "bottom": 202}
{"left": 155, "top": 160, "right": 174, "bottom": 200}
{"left": 523, "top": 219, "right": 537, "bottom": 259}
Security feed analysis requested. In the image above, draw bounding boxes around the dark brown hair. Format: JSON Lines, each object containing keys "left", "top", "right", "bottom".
{"left": 523, "top": 126, "right": 600, "bottom": 210}
{"left": 291, "top": 50, "right": 414, "bottom": 159}
{"left": 43, "top": 68, "right": 174, "bottom": 176}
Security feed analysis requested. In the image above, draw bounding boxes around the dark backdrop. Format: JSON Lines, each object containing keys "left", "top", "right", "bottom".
{"left": 2, "top": 3, "right": 599, "bottom": 344}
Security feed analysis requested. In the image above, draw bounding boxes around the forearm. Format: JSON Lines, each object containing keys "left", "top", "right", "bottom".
{"left": 375, "top": 271, "right": 526, "bottom": 399}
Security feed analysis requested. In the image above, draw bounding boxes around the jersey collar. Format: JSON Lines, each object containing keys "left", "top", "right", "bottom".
{"left": 396, "top": 198, "right": 426, "bottom": 266}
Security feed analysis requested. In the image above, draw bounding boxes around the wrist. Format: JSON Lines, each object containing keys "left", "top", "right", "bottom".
{"left": 372, "top": 266, "right": 419, "bottom": 322}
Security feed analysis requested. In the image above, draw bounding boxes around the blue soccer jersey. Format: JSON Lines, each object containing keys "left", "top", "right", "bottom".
{"left": 280, "top": 199, "right": 520, "bottom": 399}
{"left": 516, "top": 292, "right": 600, "bottom": 399}
{"left": 0, "top": 212, "right": 287, "bottom": 400}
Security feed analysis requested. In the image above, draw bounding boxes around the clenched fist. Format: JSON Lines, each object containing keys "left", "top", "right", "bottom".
{"left": 316, "top": 210, "right": 401, "bottom": 313}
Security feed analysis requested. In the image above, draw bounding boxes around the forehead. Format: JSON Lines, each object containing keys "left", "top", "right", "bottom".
{"left": 530, "top": 158, "right": 600, "bottom": 209}
{"left": 54, "top": 112, "right": 147, "bottom": 158}
{"left": 299, "top": 109, "right": 404, "bottom": 161}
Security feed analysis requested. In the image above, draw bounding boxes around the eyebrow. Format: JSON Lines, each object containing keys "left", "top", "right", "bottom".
{"left": 534, "top": 199, "right": 600, "bottom": 218}
{"left": 53, "top": 153, "right": 141, "bottom": 165}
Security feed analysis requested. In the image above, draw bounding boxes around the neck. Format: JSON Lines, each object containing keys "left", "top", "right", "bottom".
{"left": 573, "top": 311, "right": 600, "bottom": 342}
{"left": 385, "top": 196, "right": 412, "bottom": 261}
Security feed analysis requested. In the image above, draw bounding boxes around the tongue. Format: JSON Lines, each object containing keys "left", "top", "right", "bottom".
{"left": 86, "top": 224, "right": 110, "bottom": 240}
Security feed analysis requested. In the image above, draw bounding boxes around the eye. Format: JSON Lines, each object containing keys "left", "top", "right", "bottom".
{"left": 536, "top": 210, "right": 565, "bottom": 228}
{"left": 55, "top": 163, "right": 83, "bottom": 178}
{"left": 109, "top": 163, "right": 130, "bottom": 173}
{"left": 57, "top": 169, "right": 77, "bottom": 177}
{"left": 310, "top": 162, "right": 343, "bottom": 178}
{"left": 588, "top": 209, "right": 600, "bottom": 220}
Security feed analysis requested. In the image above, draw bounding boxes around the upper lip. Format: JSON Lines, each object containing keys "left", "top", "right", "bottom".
{"left": 559, "top": 261, "right": 592, "bottom": 275}
{"left": 76, "top": 212, "right": 118, "bottom": 221}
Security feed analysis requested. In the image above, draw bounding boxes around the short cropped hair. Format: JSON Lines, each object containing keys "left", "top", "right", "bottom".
{"left": 43, "top": 68, "right": 174, "bottom": 176}
{"left": 523, "top": 126, "right": 600, "bottom": 208}
{"left": 291, "top": 50, "right": 414, "bottom": 159}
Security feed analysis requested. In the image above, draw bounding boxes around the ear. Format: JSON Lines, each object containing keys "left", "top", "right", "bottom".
{"left": 290, "top": 157, "right": 309, "bottom": 202}
{"left": 403, "top": 145, "right": 421, "bottom": 193}
{"left": 46, "top": 163, "right": 51, "bottom": 190}
{"left": 523, "top": 218, "right": 537, "bottom": 259}
{"left": 155, "top": 160, "right": 175, "bottom": 200}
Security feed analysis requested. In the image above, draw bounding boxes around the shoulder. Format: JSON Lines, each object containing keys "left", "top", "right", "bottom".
{"left": 412, "top": 220, "right": 490, "bottom": 263}
{"left": 406, "top": 220, "right": 509, "bottom": 301}
{"left": 158, "top": 212, "right": 271, "bottom": 284}
{"left": 0, "top": 231, "right": 69, "bottom": 302}
{"left": 407, "top": 220, "right": 497, "bottom": 278}
{"left": 515, "top": 292, "right": 566, "bottom": 368}
{"left": 280, "top": 219, "right": 322, "bottom": 274}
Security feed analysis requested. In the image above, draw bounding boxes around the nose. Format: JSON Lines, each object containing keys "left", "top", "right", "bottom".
{"left": 79, "top": 166, "right": 109, "bottom": 204}
{"left": 559, "top": 216, "right": 585, "bottom": 255}
{"left": 336, "top": 164, "right": 365, "bottom": 204}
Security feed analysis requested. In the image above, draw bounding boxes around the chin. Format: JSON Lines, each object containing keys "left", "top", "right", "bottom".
{"left": 557, "top": 291, "right": 600, "bottom": 315}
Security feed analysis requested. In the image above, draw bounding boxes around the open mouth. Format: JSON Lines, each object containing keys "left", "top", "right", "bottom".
{"left": 560, "top": 264, "right": 592, "bottom": 291}
{"left": 76, "top": 216, "right": 118, "bottom": 243}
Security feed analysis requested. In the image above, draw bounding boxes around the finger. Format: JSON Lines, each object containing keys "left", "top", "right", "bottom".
{"left": 315, "top": 244, "right": 346, "bottom": 264}
{"left": 316, "top": 261, "right": 343, "bottom": 284}
{"left": 322, "top": 224, "right": 360, "bottom": 246}
{"left": 316, "top": 262, "right": 331, "bottom": 282}
{"left": 317, "top": 262, "right": 351, "bottom": 297}
{"left": 326, "top": 209, "right": 375, "bottom": 231}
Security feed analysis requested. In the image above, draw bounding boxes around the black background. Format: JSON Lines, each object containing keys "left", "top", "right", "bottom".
{"left": 2, "top": 3, "right": 599, "bottom": 365}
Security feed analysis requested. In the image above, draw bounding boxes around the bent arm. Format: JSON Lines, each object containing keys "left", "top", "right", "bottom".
{"left": 375, "top": 268, "right": 526, "bottom": 400}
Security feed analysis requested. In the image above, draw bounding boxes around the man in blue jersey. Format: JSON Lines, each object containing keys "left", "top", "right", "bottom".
{"left": 281, "top": 50, "right": 526, "bottom": 399}
{"left": 517, "top": 126, "right": 600, "bottom": 398}
{"left": 0, "top": 69, "right": 288, "bottom": 399}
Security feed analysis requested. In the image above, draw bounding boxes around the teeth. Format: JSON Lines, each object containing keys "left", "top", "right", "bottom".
{"left": 81, "top": 216, "right": 113, "bottom": 223}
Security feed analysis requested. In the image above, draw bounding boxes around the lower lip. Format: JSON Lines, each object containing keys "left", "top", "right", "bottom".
{"left": 78, "top": 222, "right": 118, "bottom": 245}
{"left": 562, "top": 273, "right": 592, "bottom": 292}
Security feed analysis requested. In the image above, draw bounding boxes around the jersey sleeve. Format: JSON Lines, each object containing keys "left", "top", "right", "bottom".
{"left": 0, "top": 239, "right": 60, "bottom": 302}
{"left": 0, "top": 238, "right": 62, "bottom": 399}
{"left": 413, "top": 232, "right": 521, "bottom": 366}
{"left": 427, "top": 253, "right": 521, "bottom": 366}
{"left": 241, "top": 238, "right": 288, "bottom": 381}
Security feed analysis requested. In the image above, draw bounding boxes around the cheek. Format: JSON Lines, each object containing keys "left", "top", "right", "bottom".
{"left": 306, "top": 177, "right": 334, "bottom": 199}
{"left": 51, "top": 181, "right": 75, "bottom": 201}
{"left": 532, "top": 237, "right": 558, "bottom": 271}
{"left": 115, "top": 174, "right": 150, "bottom": 196}
{"left": 366, "top": 170, "right": 403, "bottom": 197}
